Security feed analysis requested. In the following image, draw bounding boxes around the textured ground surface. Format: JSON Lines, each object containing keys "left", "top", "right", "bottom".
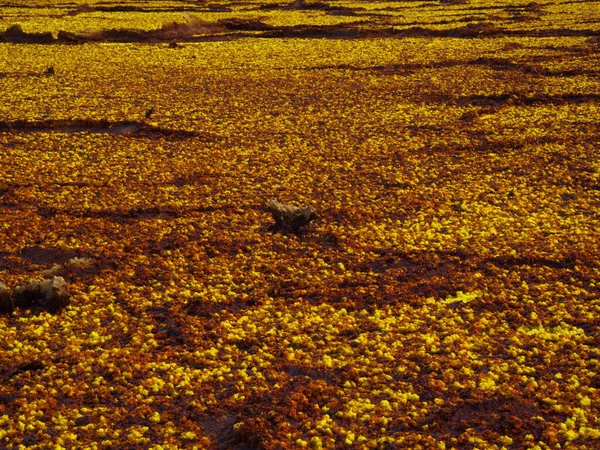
{"left": 1, "top": 0, "right": 599, "bottom": 449}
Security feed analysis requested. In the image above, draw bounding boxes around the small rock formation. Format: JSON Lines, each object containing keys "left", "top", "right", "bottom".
{"left": 67, "top": 3, "right": 95, "bottom": 16}
{"left": 42, "top": 256, "right": 97, "bottom": 278}
{"left": 3, "top": 24, "right": 54, "bottom": 43}
{"left": 4, "top": 24, "right": 24, "bottom": 38}
{"left": 0, "top": 282, "right": 13, "bottom": 313}
{"left": 12, "top": 276, "right": 70, "bottom": 312}
{"left": 292, "top": 0, "right": 305, "bottom": 9}
{"left": 266, "top": 199, "right": 317, "bottom": 233}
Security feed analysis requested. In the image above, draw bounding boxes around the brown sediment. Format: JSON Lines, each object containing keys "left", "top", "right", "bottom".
{"left": 455, "top": 93, "right": 600, "bottom": 107}
{"left": 3, "top": 21, "right": 598, "bottom": 44}
{"left": 417, "top": 394, "right": 550, "bottom": 445}
{"left": 0, "top": 119, "right": 205, "bottom": 139}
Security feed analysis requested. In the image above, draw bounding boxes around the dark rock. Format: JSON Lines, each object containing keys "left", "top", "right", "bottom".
{"left": 13, "top": 276, "right": 70, "bottom": 312}
{"left": 218, "top": 18, "right": 272, "bottom": 31}
{"left": 0, "top": 282, "right": 13, "bottom": 314}
{"left": 5, "top": 24, "right": 24, "bottom": 38}
{"left": 56, "top": 30, "right": 85, "bottom": 43}
{"left": 67, "top": 3, "right": 95, "bottom": 16}
{"left": 3, "top": 24, "right": 54, "bottom": 43}
{"left": 266, "top": 199, "right": 318, "bottom": 234}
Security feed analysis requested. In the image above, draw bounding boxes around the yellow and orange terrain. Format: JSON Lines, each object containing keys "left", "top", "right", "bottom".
{"left": 1, "top": 0, "right": 599, "bottom": 448}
